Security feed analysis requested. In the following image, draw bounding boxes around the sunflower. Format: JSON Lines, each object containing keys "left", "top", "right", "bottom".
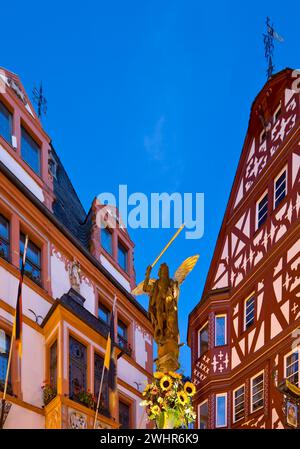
{"left": 184, "top": 382, "right": 196, "bottom": 396}
{"left": 177, "top": 391, "right": 188, "bottom": 405}
{"left": 169, "top": 371, "right": 182, "bottom": 379}
{"left": 154, "top": 372, "right": 164, "bottom": 380}
{"left": 160, "top": 375, "right": 173, "bottom": 391}
{"left": 150, "top": 405, "right": 160, "bottom": 415}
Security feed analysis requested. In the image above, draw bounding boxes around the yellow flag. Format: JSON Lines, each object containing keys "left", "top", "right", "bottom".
{"left": 104, "top": 334, "right": 111, "bottom": 369}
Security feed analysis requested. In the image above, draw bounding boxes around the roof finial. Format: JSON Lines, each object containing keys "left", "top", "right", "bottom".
{"left": 32, "top": 82, "right": 47, "bottom": 119}
{"left": 263, "top": 17, "right": 284, "bottom": 79}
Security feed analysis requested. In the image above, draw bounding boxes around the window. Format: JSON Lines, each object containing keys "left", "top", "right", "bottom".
{"left": 0, "top": 329, "right": 11, "bottom": 392}
{"left": 118, "top": 319, "right": 129, "bottom": 352}
{"left": 274, "top": 169, "right": 287, "bottom": 209}
{"left": 118, "top": 241, "right": 128, "bottom": 272}
{"left": 244, "top": 295, "right": 255, "bottom": 330}
{"left": 49, "top": 341, "right": 57, "bottom": 391}
{"left": 251, "top": 372, "right": 264, "bottom": 412}
{"left": 199, "top": 400, "right": 208, "bottom": 429}
{"left": 0, "top": 214, "right": 10, "bottom": 261}
{"left": 21, "top": 126, "right": 41, "bottom": 175}
{"left": 199, "top": 323, "right": 209, "bottom": 356}
{"left": 0, "top": 101, "right": 12, "bottom": 144}
{"left": 216, "top": 393, "right": 227, "bottom": 427}
{"left": 69, "top": 337, "right": 87, "bottom": 402}
{"left": 256, "top": 193, "right": 268, "bottom": 229}
{"left": 274, "top": 102, "right": 281, "bottom": 123}
{"left": 94, "top": 353, "right": 109, "bottom": 414}
{"left": 119, "top": 400, "right": 131, "bottom": 428}
{"left": 101, "top": 227, "right": 112, "bottom": 255}
{"left": 20, "top": 233, "right": 41, "bottom": 285}
{"left": 233, "top": 385, "right": 245, "bottom": 422}
{"left": 98, "top": 303, "right": 111, "bottom": 325}
{"left": 215, "top": 315, "right": 226, "bottom": 347}
{"left": 285, "top": 351, "right": 299, "bottom": 386}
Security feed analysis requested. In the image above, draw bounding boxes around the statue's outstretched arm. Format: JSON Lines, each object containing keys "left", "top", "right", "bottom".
{"left": 143, "top": 265, "right": 152, "bottom": 292}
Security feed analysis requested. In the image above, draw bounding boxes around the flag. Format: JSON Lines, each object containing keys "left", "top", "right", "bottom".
{"left": 13, "top": 235, "right": 28, "bottom": 358}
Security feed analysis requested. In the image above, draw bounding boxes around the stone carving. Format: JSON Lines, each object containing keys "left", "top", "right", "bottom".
{"left": 69, "top": 258, "right": 81, "bottom": 292}
{"left": 68, "top": 410, "right": 87, "bottom": 429}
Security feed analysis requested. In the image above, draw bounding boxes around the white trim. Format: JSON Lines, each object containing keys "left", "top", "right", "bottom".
{"left": 243, "top": 293, "right": 256, "bottom": 331}
{"left": 284, "top": 347, "right": 300, "bottom": 387}
{"left": 214, "top": 314, "right": 227, "bottom": 346}
{"left": 250, "top": 370, "right": 264, "bottom": 413}
{"left": 273, "top": 101, "right": 282, "bottom": 123}
{"left": 273, "top": 165, "right": 287, "bottom": 210}
{"left": 259, "top": 128, "right": 266, "bottom": 144}
{"left": 198, "top": 321, "right": 208, "bottom": 358}
{"left": 215, "top": 393, "right": 227, "bottom": 428}
{"left": 256, "top": 190, "right": 268, "bottom": 230}
{"left": 198, "top": 399, "right": 208, "bottom": 429}
{"left": 233, "top": 384, "right": 245, "bottom": 423}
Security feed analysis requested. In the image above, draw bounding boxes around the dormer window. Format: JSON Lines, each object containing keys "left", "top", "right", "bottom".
{"left": 273, "top": 102, "right": 281, "bottom": 123}
{"left": 118, "top": 241, "right": 128, "bottom": 272}
{"left": 101, "top": 226, "right": 113, "bottom": 256}
{"left": 0, "top": 101, "right": 12, "bottom": 145}
{"left": 21, "top": 126, "right": 41, "bottom": 175}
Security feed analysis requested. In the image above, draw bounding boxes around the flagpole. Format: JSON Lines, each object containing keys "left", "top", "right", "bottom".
{"left": 0, "top": 235, "right": 28, "bottom": 429}
{"left": 93, "top": 295, "right": 117, "bottom": 429}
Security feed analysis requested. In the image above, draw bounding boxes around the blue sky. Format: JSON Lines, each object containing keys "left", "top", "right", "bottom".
{"left": 1, "top": 1, "right": 299, "bottom": 375}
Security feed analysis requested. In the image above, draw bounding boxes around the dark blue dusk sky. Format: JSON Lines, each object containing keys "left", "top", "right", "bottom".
{"left": 1, "top": 1, "right": 299, "bottom": 374}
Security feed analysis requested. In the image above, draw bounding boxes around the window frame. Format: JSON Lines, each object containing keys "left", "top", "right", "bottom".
{"left": 0, "top": 99, "right": 13, "bottom": 145}
{"left": 273, "top": 166, "right": 287, "bottom": 210}
{"left": 20, "top": 125, "right": 42, "bottom": 176}
{"left": 0, "top": 213, "right": 10, "bottom": 262}
{"left": 215, "top": 314, "right": 227, "bottom": 347}
{"left": 118, "top": 240, "right": 128, "bottom": 272}
{"left": 20, "top": 232, "right": 42, "bottom": 286}
{"left": 101, "top": 226, "right": 113, "bottom": 256}
{"left": 98, "top": 302, "right": 111, "bottom": 326}
{"left": 198, "top": 321, "right": 209, "bottom": 357}
{"left": 233, "top": 384, "right": 245, "bottom": 423}
{"left": 198, "top": 399, "right": 208, "bottom": 429}
{"left": 215, "top": 392, "right": 227, "bottom": 428}
{"left": 256, "top": 190, "right": 268, "bottom": 230}
{"left": 284, "top": 348, "right": 300, "bottom": 387}
{"left": 244, "top": 293, "right": 256, "bottom": 331}
{"left": 250, "top": 370, "right": 264, "bottom": 413}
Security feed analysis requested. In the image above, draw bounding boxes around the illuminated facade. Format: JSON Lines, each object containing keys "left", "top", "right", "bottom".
{"left": 188, "top": 69, "right": 300, "bottom": 429}
{"left": 0, "top": 67, "right": 153, "bottom": 429}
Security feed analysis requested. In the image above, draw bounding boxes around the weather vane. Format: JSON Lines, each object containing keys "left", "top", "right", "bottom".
{"left": 263, "top": 17, "right": 284, "bottom": 79}
{"left": 32, "top": 82, "right": 47, "bottom": 118}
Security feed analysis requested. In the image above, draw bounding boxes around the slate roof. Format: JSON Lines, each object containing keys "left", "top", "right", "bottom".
{"left": 51, "top": 145, "right": 92, "bottom": 249}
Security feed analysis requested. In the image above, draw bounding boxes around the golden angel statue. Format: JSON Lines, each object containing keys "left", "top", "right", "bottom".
{"left": 132, "top": 255, "right": 199, "bottom": 372}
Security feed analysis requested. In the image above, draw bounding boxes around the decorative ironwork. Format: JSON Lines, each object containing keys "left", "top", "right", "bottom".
{"left": 32, "top": 82, "right": 47, "bottom": 118}
{"left": 263, "top": 17, "right": 284, "bottom": 79}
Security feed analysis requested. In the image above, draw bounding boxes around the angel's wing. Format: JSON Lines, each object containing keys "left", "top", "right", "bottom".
{"left": 131, "top": 279, "right": 155, "bottom": 296}
{"left": 174, "top": 255, "right": 199, "bottom": 285}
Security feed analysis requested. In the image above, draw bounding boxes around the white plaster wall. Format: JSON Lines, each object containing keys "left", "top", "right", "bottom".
{"left": 118, "top": 357, "right": 148, "bottom": 391}
{"left": 80, "top": 278, "right": 95, "bottom": 315}
{"left": 134, "top": 325, "right": 152, "bottom": 370}
{"left": 50, "top": 252, "right": 70, "bottom": 299}
{"left": 0, "top": 266, "right": 51, "bottom": 320}
{"left": 0, "top": 144, "right": 44, "bottom": 202}
{"left": 21, "top": 324, "right": 45, "bottom": 408}
{"left": 100, "top": 254, "right": 131, "bottom": 292}
{"left": 4, "top": 403, "right": 44, "bottom": 429}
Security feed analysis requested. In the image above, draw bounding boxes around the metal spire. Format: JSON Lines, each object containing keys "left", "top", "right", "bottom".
{"left": 263, "top": 17, "right": 284, "bottom": 79}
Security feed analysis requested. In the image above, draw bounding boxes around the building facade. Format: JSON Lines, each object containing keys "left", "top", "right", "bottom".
{"left": 0, "top": 67, "right": 153, "bottom": 429}
{"left": 188, "top": 68, "right": 300, "bottom": 429}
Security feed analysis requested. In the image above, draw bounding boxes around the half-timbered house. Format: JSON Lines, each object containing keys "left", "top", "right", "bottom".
{"left": 188, "top": 68, "right": 300, "bottom": 429}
